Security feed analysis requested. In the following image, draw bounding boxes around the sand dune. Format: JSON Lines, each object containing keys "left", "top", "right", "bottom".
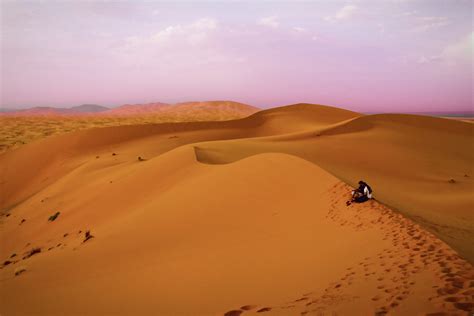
{"left": 0, "top": 103, "right": 473, "bottom": 315}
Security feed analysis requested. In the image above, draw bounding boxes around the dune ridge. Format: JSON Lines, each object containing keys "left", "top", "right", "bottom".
{"left": 1, "top": 103, "right": 473, "bottom": 315}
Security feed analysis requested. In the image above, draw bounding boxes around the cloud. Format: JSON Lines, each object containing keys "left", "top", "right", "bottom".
{"left": 125, "top": 18, "right": 218, "bottom": 48}
{"left": 441, "top": 32, "right": 473, "bottom": 65}
{"left": 416, "top": 55, "right": 442, "bottom": 64}
{"left": 377, "top": 23, "right": 385, "bottom": 34}
{"left": 414, "top": 33, "right": 472, "bottom": 66}
{"left": 401, "top": 11, "right": 417, "bottom": 17}
{"left": 411, "top": 16, "right": 450, "bottom": 32}
{"left": 324, "top": 5, "right": 357, "bottom": 22}
{"left": 257, "top": 16, "right": 279, "bottom": 28}
{"left": 293, "top": 26, "right": 306, "bottom": 33}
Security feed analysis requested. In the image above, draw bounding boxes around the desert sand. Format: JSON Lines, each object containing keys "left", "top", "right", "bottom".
{"left": 0, "top": 103, "right": 473, "bottom": 315}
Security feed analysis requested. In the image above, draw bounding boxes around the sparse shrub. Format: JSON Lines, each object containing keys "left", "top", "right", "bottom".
{"left": 23, "top": 247, "right": 41, "bottom": 260}
{"left": 48, "top": 212, "right": 60, "bottom": 221}
{"left": 83, "top": 230, "right": 94, "bottom": 243}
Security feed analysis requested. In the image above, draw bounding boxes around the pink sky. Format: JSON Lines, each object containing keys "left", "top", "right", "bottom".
{"left": 1, "top": 1, "right": 472, "bottom": 112}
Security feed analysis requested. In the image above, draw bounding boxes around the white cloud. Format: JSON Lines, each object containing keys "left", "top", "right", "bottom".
{"left": 441, "top": 32, "right": 473, "bottom": 65}
{"left": 377, "top": 23, "right": 385, "bottom": 34}
{"left": 150, "top": 25, "right": 182, "bottom": 44}
{"left": 413, "top": 33, "right": 472, "bottom": 66}
{"left": 416, "top": 55, "right": 442, "bottom": 64}
{"left": 193, "top": 18, "right": 217, "bottom": 30}
{"left": 125, "top": 18, "right": 218, "bottom": 48}
{"left": 401, "top": 11, "right": 417, "bottom": 17}
{"left": 324, "top": 5, "right": 357, "bottom": 22}
{"left": 257, "top": 16, "right": 279, "bottom": 28}
{"left": 293, "top": 26, "right": 306, "bottom": 33}
{"left": 411, "top": 16, "right": 450, "bottom": 32}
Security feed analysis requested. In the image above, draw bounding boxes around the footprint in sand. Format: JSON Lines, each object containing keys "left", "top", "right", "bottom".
{"left": 224, "top": 310, "right": 243, "bottom": 316}
{"left": 240, "top": 305, "right": 257, "bottom": 311}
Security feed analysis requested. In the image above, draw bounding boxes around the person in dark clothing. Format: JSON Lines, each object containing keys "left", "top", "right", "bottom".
{"left": 347, "top": 180, "right": 373, "bottom": 204}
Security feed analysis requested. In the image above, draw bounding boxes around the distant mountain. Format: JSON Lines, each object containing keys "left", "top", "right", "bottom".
{"left": 103, "top": 102, "right": 170, "bottom": 115}
{"left": 69, "top": 104, "right": 109, "bottom": 113}
{"left": 0, "top": 104, "right": 109, "bottom": 116}
{"left": 0, "top": 101, "right": 259, "bottom": 119}
{"left": 101, "top": 101, "right": 259, "bottom": 119}
{"left": 0, "top": 108, "right": 16, "bottom": 113}
{"left": 364, "top": 111, "right": 474, "bottom": 117}
{"left": 414, "top": 111, "right": 474, "bottom": 118}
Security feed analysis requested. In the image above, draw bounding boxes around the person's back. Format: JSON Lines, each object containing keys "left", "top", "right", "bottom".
{"left": 360, "top": 181, "right": 373, "bottom": 199}
{"left": 349, "top": 180, "right": 373, "bottom": 204}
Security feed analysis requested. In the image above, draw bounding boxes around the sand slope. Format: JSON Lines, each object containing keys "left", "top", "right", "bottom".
{"left": 0, "top": 103, "right": 473, "bottom": 315}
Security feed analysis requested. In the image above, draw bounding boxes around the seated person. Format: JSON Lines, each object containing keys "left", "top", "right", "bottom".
{"left": 349, "top": 180, "right": 373, "bottom": 204}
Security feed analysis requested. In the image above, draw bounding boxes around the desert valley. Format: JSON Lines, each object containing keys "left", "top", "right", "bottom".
{"left": 0, "top": 101, "right": 473, "bottom": 315}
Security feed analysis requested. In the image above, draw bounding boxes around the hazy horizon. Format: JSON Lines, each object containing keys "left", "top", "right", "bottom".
{"left": 1, "top": 1, "right": 473, "bottom": 112}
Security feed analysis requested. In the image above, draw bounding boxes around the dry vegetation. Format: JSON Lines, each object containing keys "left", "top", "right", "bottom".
{"left": 0, "top": 112, "right": 250, "bottom": 154}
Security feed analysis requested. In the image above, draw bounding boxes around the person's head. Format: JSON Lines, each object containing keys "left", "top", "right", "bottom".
{"left": 358, "top": 180, "right": 364, "bottom": 185}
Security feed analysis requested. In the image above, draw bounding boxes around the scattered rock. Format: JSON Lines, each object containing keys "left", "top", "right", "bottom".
{"left": 3, "top": 260, "right": 12, "bottom": 266}
{"left": 48, "top": 212, "right": 60, "bottom": 222}
{"left": 112, "top": 152, "right": 117, "bottom": 156}
{"left": 20, "top": 219, "right": 26, "bottom": 225}
{"left": 6, "top": 213, "right": 10, "bottom": 217}
{"left": 448, "top": 179, "right": 456, "bottom": 183}
{"left": 10, "top": 253, "right": 16, "bottom": 258}
{"left": 83, "top": 230, "right": 94, "bottom": 243}
{"left": 138, "top": 156, "right": 146, "bottom": 162}
{"left": 96, "top": 156, "right": 100, "bottom": 159}
{"left": 464, "top": 174, "right": 469, "bottom": 177}
{"left": 257, "top": 307, "right": 272, "bottom": 313}
{"left": 63, "top": 233, "right": 68, "bottom": 238}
